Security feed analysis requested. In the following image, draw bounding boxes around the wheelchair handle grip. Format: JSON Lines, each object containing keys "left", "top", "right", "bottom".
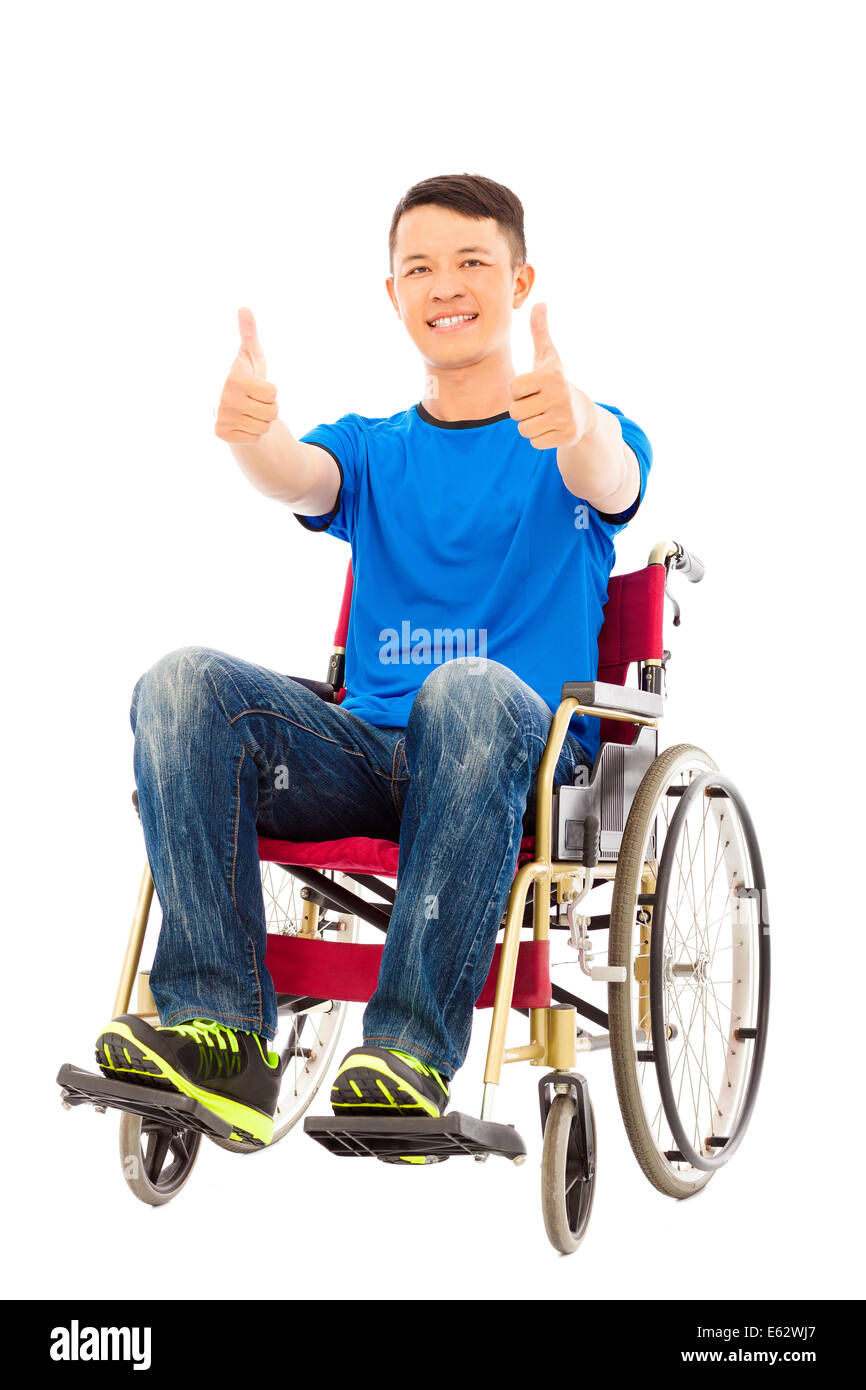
{"left": 673, "top": 544, "right": 705, "bottom": 584}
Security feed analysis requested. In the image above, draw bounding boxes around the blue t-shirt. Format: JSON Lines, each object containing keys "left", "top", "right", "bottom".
{"left": 295, "top": 400, "right": 652, "bottom": 765}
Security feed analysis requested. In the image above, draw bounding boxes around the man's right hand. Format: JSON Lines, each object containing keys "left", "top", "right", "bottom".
{"left": 215, "top": 307, "right": 280, "bottom": 444}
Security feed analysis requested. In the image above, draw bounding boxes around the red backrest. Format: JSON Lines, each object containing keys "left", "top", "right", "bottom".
{"left": 597, "top": 562, "right": 666, "bottom": 743}
{"left": 332, "top": 559, "right": 666, "bottom": 742}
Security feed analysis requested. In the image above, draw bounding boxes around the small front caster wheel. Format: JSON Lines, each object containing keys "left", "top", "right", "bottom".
{"left": 541, "top": 1094, "right": 597, "bottom": 1254}
{"left": 118, "top": 1112, "right": 201, "bottom": 1206}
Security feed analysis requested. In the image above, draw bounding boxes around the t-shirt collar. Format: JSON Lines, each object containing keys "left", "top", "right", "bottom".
{"left": 414, "top": 400, "right": 511, "bottom": 430}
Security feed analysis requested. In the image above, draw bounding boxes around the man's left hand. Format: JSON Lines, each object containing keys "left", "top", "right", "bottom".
{"left": 507, "top": 303, "right": 599, "bottom": 450}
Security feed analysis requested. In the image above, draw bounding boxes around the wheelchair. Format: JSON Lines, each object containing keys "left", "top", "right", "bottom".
{"left": 57, "top": 539, "right": 770, "bottom": 1254}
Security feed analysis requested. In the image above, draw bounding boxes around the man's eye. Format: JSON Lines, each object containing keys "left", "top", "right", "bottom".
{"left": 406, "top": 260, "right": 484, "bottom": 275}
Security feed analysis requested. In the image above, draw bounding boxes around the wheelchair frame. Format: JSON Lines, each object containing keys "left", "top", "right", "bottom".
{"left": 57, "top": 538, "right": 770, "bottom": 1253}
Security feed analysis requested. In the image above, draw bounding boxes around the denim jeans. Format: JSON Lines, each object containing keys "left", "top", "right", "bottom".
{"left": 130, "top": 647, "right": 591, "bottom": 1080}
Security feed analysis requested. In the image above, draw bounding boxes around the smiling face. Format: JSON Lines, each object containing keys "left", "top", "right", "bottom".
{"left": 386, "top": 204, "right": 533, "bottom": 371}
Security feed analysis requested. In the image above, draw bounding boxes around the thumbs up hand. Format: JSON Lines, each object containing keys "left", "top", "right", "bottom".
{"left": 215, "top": 307, "right": 280, "bottom": 444}
{"left": 237, "top": 305, "right": 268, "bottom": 379}
{"left": 529, "top": 301, "right": 560, "bottom": 371}
{"left": 508, "top": 303, "right": 596, "bottom": 450}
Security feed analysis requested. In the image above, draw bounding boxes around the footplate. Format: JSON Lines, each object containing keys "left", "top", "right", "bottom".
{"left": 303, "top": 1111, "right": 526, "bottom": 1164}
{"left": 56, "top": 1063, "right": 240, "bottom": 1142}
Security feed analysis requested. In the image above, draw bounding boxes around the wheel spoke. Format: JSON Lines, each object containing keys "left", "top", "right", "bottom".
{"left": 680, "top": 821, "right": 725, "bottom": 961}
{"left": 666, "top": 973, "right": 723, "bottom": 1121}
{"left": 671, "top": 995, "right": 723, "bottom": 1119}
{"left": 702, "top": 979, "right": 735, "bottom": 1105}
{"left": 668, "top": 978, "right": 705, "bottom": 1121}
{"left": 176, "top": 1130, "right": 197, "bottom": 1165}
{"left": 564, "top": 1171, "right": 585, "bottom": 1198}
{"left": 144, "top": 1127, "right": 172, "bottom": 1182}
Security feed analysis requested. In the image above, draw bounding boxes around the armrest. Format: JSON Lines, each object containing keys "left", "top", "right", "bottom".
{"left": 560, "top": 681, "right": 664, "bottom": 719}
{"left": 287, "top": 675, "right": 339, "bottom": 702}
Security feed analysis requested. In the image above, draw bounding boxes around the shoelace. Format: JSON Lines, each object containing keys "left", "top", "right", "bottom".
{"left": 158, "top": 1019, "right": 245, "bottom": 1081}
{"left": 164, "top": 1019, "right": 280, "bottom": 1073}
{"left": 165, "top": 1019, "right": 240, "bottom": 1052}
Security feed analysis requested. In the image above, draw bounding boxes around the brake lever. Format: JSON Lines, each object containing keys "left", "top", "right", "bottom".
{"left": 664, "top": 569, "right": 681, "bottom": 626}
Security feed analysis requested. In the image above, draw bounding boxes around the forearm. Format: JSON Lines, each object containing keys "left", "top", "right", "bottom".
{"left": 228, "top": 416, "right": 319, "bottom": 504}
{"left": 556, "top": 397, "right": 630, "bottom": 505}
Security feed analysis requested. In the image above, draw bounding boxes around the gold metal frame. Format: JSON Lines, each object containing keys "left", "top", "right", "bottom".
{"left": 112, "top": 863, "right": 155, "bottom": 1018}
{"left": 479, "top": 697, "right": 658, "bottom": 1113}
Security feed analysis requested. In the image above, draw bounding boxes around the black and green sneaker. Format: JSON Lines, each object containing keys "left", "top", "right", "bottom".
{"left": 331, "top": 1045, "right": 451, "bottom": 1118}
{"left": 95, "top": 1014, "right": 281, "bottom": 1146}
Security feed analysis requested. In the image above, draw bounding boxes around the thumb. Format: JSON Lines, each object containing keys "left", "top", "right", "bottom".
{"left": 237, "top": 306, "right": 267, "bottom": 378}
{"left": 531, "top": 302, "right": 559, "bottom": 369}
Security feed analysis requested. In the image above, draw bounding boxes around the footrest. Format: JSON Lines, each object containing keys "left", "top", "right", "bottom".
{"left": 56, "top": 1063, "right": 237, "bottom": 1141}
{"left": 303, "top": 1111, "right": 527, "bottom": 1164}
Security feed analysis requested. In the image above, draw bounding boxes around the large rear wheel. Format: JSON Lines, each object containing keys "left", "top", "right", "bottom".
{"left": 608, "top": 745, "right": 770, "bottom": 1198}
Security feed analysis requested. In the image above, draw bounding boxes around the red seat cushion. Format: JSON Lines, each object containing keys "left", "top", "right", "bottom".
{"left": 258, "top": 835, "right": 401, "bottom": 877}
{"left": 258, "top": 834, "right": 538, "bottom": 878}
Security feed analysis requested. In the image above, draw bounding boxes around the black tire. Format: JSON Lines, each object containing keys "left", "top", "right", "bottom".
{"left": 608, "top": 744, "right": 769, "bottom": 1198}
{"left": 541, "top": 1095, "right": 597, "bottom": 1254}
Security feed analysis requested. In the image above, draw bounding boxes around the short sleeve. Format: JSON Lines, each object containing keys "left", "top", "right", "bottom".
{"left": 293, "top": 412, "right": 366, "bottom": 543}
{"left": 588, "top": 403, "right": 653, "bottom": 537}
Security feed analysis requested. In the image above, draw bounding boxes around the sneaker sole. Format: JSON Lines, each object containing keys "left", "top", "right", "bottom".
{"left": 331, "top": 1050, "right": 448, "bottom": 1119}
{"left": 95, "top": 1020, "right": 274, "bottom": 1145}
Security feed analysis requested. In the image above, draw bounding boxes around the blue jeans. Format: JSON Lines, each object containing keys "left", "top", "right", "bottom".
{"left": 130, "top": 648, "right": 591, "bottom": 1080}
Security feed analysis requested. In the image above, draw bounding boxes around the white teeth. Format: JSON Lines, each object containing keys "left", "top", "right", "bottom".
{"left": 429, "top": 314, "right": 477, "bottom": 327}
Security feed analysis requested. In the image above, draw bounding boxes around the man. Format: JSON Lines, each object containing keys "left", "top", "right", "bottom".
{"left": 95, "top": 173, "right": 652, "bottom": 1146}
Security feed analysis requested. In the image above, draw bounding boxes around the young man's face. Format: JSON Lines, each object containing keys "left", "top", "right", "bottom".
{"left": 386, "top": 204, "right": 532, "bottom": 368}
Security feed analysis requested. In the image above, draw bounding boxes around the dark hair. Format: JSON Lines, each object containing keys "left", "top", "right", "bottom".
{"left": 388, "top": 173, "right": 527, "bottom": 275}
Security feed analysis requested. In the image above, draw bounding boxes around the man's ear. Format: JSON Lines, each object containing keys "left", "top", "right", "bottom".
{"left": 385, "top": 277, "right": 401, "bottom": 317}
{"left": 513, "top": 262, "right": 535, "bottom": 310}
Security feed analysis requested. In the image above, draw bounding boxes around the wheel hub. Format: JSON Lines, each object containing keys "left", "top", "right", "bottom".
{"left": 663, "top": 950, "right": 710, "bottom": 985}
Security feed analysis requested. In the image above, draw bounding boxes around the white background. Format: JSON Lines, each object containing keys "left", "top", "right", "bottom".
{"left": 3, "top": 0, "right": 863, "bottom": 1303}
